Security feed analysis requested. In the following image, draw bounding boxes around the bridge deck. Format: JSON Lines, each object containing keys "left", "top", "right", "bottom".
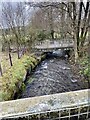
{"left": 33, "top": 40, "right": 74, "bottom": 52}
{"left": 0, "top": 89, "right": 90, "bottom": 119}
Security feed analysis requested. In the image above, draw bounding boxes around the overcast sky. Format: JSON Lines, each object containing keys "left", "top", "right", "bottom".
{"left": 0, "top": 0, "right": 88, "bottom": 28}
{"left": 0, "top": 0, "right": 88, "bottom": 2}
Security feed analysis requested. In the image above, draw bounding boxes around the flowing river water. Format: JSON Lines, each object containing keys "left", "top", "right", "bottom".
{"left": 20, "top": 53, "right": 87, "bottom": 98}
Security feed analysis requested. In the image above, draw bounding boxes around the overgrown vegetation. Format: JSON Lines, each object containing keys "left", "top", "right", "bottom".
{"left": 79, "top": 55, "right": 90, "bottom": 87}
{"left": 0, "top": 1, "right": 89, "bottom": 101}
{"left": 77, "top": 42, "right": 90, "bottom": 88}
{"left": 1, "top": 52, "right": 18, "bottom": 74}
{"left": 0, "top": 54, "right": 40, "bottom": 101}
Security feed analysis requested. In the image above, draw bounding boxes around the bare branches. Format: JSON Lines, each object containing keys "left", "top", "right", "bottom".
{"left": 25, "top": 2, "right": 61, "bottom": 8}
{"left": 1, "top": 2, "right": 28, "bottom": 58}
{"left": 1, "top": 1, "right": 90, "bottom": 62}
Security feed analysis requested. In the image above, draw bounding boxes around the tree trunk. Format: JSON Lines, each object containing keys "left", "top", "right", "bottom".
{"left": 74, "top": 34, "right": 79, "bottom": 63}
{"left": 48, "top": 6, "right": 54, "bottom": 39}
{"left": 72, "top": 2, "right": 79, "bottom": 63}
{"left": 79, "top": 2, "right": 89, "bottom": 48}
{"left": 77, "top": 2, "right": 83, "bottom": 47}
{"left": 61, "top": 3, "right": 65, "bottom": 39}
{"left": 17, "top": 46, "right": 20, "bottom": 59}
{"left": 51, "top": 30, "right": 54, "bottom": 39}
{"left": 16, "top": 39, "right": 20, "bottom": 59}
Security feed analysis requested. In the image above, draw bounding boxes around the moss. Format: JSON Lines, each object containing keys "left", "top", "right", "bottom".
{"left": 30, "top": 57, "right": 38, "bottom": 66}
{"left": 41, "top": 54, "right": 46, "bottom": 60}
{"left": 30, "top": 62, "right": 35, "bottom": 69}
{"left": 0, "top": 54, "right": 46, "bottom": 101}
{"left": 27, "top": 78, "right": 33, "bottom": 84}
{"left": 0, "top": 54, "right": 39, "bottom": 101}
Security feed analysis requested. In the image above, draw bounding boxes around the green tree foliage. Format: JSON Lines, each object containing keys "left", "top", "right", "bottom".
{"left": 37, "top": 30, "right": 47, "bottom": 41}
{"left": 80, "top": 57, "right": 90, "bottom": 78}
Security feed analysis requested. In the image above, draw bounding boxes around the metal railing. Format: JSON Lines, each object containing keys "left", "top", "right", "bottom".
{"left": 1, "top": 89, "right": 90, "bottom": 120}
{"left": 2, "top": 104, "right": 90, "bottom": 120}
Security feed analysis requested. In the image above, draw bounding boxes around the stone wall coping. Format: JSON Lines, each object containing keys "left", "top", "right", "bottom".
{"left": 0, "top": 89, "right": 90, "bottom": 118}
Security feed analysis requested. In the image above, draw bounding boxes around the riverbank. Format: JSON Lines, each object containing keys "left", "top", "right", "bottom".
{"left": 69, "top": 56, "right": 89, "bottom": 89}
{"left": 69, "top": 45, "right": 89, "bottom": 89}
{"left": 0, "top": 51, "right": 88, "bottom": 102}
{"left": 0, "top": 53, "right": 46, "bottom": 101}
{"left": 0, "top": 52, "right": 18, "bottom": 75}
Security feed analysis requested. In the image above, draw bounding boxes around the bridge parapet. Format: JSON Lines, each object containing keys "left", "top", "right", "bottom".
{"left": 35, "top": 39, "right": 73, "bottom": 46}
{"left": 33, "top": 39, "right": 74, "bottom": 52}
{"left": 0, "top": 89, "right": 90, "bottom": 119}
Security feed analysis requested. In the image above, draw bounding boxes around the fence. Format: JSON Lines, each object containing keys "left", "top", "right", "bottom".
{"left": 0, "top": 89, "right": 90, "bottom": 120}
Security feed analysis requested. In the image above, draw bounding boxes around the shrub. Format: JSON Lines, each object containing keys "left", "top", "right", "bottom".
{"left": 80, "top": 57, "right": 90, "bottom": 78}
{"left": 37, "top": 30, "right": 47, "bottom": 41}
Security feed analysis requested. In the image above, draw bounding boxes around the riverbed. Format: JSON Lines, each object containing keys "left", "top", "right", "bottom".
{"left": 21, "top": 56, "right": 87, "bottom": 98}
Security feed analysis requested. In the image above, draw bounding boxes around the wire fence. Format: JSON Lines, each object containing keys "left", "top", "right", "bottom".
{"left": 2, "top": 104, "right": 90, "bottom": 120}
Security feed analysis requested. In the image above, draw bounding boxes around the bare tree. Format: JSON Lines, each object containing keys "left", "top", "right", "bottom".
{"left": 1, "top": 2, "right": 27, "bottom": 59}
{"left": 61, "top": 1, "right": 90, "bottom": 62}
{"left": 2, "top": 1, "right": 89, "bottom": 62}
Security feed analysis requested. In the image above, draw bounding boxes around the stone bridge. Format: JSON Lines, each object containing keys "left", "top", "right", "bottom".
{"left": 0, "top": 89, "right": 90, "bottom": 120}
{"left": 32, "top": 39, "right": 74, "bottom": 52}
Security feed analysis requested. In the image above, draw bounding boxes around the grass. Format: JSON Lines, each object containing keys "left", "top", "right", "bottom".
{"left": 0, "top": 52, "right": 18, "bottom": 74}
{"left": 0, "top": 51, "right": 46, "bottom": 101}
{"left": 0, "top": 53, "right": 39, "bottom": 101}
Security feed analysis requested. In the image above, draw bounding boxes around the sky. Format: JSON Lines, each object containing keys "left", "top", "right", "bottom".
{"left": 0, "top": 0, "right": 88, "bottom": 2}
{"left": 0, "top": 1, "right": 36, "bottom": 28}
{"left": 0, "top": 0, "right": 88, "bottom": 28}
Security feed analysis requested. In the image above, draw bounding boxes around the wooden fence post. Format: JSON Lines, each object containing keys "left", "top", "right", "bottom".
{"left": 0, "top": 63, "right": 2, "bottom": 76}
{"left": 9, "top": 53, "right": 13, "bottom": 66}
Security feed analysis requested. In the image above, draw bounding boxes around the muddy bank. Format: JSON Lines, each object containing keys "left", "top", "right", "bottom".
{"left": 21, "top": 57, "right": 87, "bottom": 98}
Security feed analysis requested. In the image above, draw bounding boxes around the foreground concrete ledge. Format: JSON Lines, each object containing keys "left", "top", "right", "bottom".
{"left": 0, "top": 89, "right": 90, "bottom": 118}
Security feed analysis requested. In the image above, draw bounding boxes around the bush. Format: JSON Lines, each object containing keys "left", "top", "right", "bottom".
{"left": 37, "top": 30, "right": 47, "bottom": 41}
{"left": 80, "top": 57, "right": 90, "bottom": 78}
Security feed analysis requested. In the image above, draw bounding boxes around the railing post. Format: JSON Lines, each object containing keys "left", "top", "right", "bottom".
{"left": 38, "top": 113, "right": 40, "bottom": 120}
{"left": 69, "top": 109, "right": 70, "bottom": 120}
{"left": 78, "top": 107, "right": 80, "bottom": 120}
{"left": 59, "top": 110, "right": 61, "bottom": 120}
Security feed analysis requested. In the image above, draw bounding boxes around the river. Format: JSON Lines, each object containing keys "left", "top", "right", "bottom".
{"left": 20, "top": 52, "right": 86, "bottom": 98}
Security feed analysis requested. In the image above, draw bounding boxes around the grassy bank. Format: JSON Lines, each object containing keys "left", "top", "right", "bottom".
{"left": 0, "top": 54, "right": 46, "bottom": 101}
{"left": 0, "top": 52, "right": 18, "bottom": 74}
{"left": 79, "top": 56, "right": 90, "bottom": 87}
{"left": 69, "top": 47, "right": 89, "bottom": 89}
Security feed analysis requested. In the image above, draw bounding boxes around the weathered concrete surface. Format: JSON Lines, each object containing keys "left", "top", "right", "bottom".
{"left": 0, "top": 89, "right": 90, "bottom": 119}
{"left": 33, "top": 40, "right": 74, "bottom": 52}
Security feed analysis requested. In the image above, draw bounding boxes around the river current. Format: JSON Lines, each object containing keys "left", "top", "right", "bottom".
{"left": 21, "top": 55, "right": 86, "bottom": 98}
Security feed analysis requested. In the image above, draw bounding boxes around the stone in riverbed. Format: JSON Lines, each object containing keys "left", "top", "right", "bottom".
{"left": 71, "top": 79, "right": 77, "bottom": 83}
{"left": 62, "top": 66, "right": 70, "bottom": 70}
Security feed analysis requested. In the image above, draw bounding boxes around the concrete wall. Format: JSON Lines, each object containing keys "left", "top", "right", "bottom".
{"left": 0, "top": 89, "right": 90, "bottom": 119}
